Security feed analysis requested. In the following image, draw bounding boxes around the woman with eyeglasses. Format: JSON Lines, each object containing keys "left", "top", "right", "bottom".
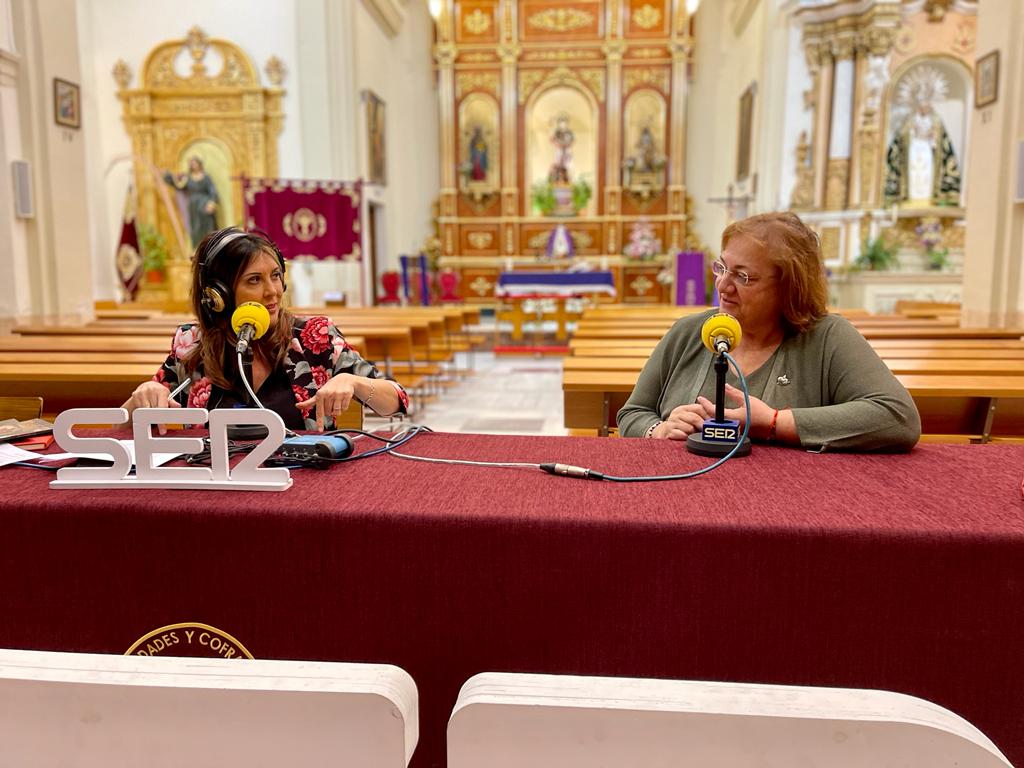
{"left": 617, "top": 211, "right": 921, "bottom": 451}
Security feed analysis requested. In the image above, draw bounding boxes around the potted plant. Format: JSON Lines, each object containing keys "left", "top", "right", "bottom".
{"left": 916, "top": 216, "right": 949, "bottom": 271}
{"left": 137, "top": 224, "right": 169, "bottom": 283}
{"left": 852, "top": 235, "right": 898, "bottom": 272}
{"left": 530, "top": 181, "right": 557, "bottom": 216}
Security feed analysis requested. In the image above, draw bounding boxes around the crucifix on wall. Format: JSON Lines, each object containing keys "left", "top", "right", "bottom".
{"left": 707, "top": 183, "right": 754, "bottom": 223}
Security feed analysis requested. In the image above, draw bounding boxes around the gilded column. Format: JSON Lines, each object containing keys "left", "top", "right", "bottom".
{"left": 604, "top": 38, "right": 625, "bottom": 256}
{"left": 854, "top": 18, "right": 896, "bottom": 209}
{"left": 433, "top": 1, "right": 457, "bottom": 258}
{"left": 499, "top": 0, "right": 520, "bottom": 255}
{"left": 667, "top": 34, "right": 691, "bottom": 250}
{"left": 803, "top": 26, "right": 833, "bottom": 210}
{"left": 824, "top": 29, "right": 855, "bottom": 210}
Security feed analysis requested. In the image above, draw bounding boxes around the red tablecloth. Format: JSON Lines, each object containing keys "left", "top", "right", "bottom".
{"left": 1, "top": 434, "right": 1023, "bottom": 767}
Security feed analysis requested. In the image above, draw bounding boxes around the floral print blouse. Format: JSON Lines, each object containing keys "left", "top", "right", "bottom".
{"left": 152, "top": 315, "right": 409, "bottom": 430}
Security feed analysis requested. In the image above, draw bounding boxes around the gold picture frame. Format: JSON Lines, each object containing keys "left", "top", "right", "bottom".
{"left": 53, "top": 78, "right": 80, "bottom": 129}
{"left": 364, "top": 90, "right": 386, "bottom": 186}
{"left": 975, "top": 50, "right": 999, "bottom": 109}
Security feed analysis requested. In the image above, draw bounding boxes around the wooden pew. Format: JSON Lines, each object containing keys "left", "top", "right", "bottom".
{"left": 562, "top": 369, "right": 1024, "bottom": 441}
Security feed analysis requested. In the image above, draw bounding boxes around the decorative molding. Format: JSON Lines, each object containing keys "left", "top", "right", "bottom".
{"left": 361, "top": 0, "right": 404, "bottom": 38}
{"left": 623, "top": 67, "right": 669, "bottom": 93}
{"left": 456, "top": 71, "right": 500, "bottom": 99}
{"left": 824, "top": 158, "right": 850, "bottom": 210}
{"left": 632, "top": 4, "right": 661, "bottom": 30}
{"left": 522, "top": 49, "right": 602, "bottom": 62}
{"left": 526, "top": 7, "right": 595, "bottom": 33}
{"left": 463, "top": 8, "right": 492, "bottom": 35}
{"left": 462, "top": 52, "right": 499, "bottom": 63}
{"left": 519, "top": 66, "right": 605, "bottom": 103}
{"left": 264, "top": 56, "right": 286, "bottom": 87}
{"left": 631, "top": 46, "right": 667, "bottom": 58}
{"left": 469, "top": 275, "right": 494, "bottom": 296}
{"left": 790, "top": 131, "right": 815, "bottom": 209}
{"left": 467, "top": 231, "right": 495, "bottom": 249}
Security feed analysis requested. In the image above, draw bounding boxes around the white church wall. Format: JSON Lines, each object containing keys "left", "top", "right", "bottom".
{"left": 686, "top": 0, "right": 770, "bottom": 256}
{"left": 777, "top": 19, "right": 813, "bottom": 211}
{"left": 79, "top": 0, "right": 303, "bottom": 302}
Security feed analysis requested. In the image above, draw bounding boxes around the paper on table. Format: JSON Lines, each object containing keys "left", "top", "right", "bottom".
{"left": 37, "top": 440, "right": 182, "bottom": 468}
{"left": 0, "top": 443, "right": 49, "bottom": 467}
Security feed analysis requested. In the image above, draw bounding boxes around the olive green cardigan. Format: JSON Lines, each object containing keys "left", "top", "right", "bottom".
{"left": 616, "top": 310, "right": 921, "bottom": 451}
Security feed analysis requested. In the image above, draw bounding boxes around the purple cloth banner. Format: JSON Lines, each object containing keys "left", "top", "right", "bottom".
{"left": 242, "top": 177, "right": 362, "bottom": 261}
{"left": 675, "top": 251, "right": 706, "bottom": 306}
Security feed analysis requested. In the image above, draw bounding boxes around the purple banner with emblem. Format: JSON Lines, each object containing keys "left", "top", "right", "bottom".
{"left": 242, "top": 177, "right": 362, "bottom": 261}
{"left": 675, "top": 251, "right": 706, "bottom": 306}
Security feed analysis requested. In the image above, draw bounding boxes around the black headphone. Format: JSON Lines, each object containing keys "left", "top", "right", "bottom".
{"left": 198, "top": 227, "right": 287, "bottom": 318}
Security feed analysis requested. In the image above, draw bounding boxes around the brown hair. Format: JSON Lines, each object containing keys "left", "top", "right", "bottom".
{"left": 186, "top": 230, "right": 293, "bottom": 389}
{"left": 721, "top": 211, "right": 828, "bottom": 334}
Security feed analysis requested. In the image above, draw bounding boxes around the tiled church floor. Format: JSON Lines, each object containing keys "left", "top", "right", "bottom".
{"left": 368, "top": 351, "right": 567, "bottom": 436}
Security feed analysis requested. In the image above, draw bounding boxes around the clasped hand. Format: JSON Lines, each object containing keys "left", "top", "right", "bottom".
{"left": 651, "top": 384, "right": 772, "bottom": 440}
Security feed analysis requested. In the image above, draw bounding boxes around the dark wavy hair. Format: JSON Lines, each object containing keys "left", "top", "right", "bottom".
{"left": 186, "top": 230, "right": 293, "bottom": 388}
{"left": 721, "top": 211, "right": 829, "bottom": 334}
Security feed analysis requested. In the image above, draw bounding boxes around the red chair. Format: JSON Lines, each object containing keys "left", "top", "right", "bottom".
{"left": 438, "top": 269, "right": 460, "bottom": 302}
{"left": 379, "top": 271, "right": 401, "bottom": 305}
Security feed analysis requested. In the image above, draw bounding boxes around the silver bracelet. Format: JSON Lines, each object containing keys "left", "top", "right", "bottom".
{"left": 644, "top": 420, "right": 662, "bottom": 438}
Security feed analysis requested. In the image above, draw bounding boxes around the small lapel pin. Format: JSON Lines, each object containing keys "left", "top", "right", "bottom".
{"left": 777, "top": 374, "right": 790, "bottom": 386}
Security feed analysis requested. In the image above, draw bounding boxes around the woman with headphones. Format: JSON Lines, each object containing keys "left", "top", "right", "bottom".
{"left": 123, "top": 227, "right": 408, "bottom": 432}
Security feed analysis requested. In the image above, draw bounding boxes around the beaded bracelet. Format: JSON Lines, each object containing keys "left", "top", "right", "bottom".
{"left": 644, "top": 420, "right": 662, "bottom": 439}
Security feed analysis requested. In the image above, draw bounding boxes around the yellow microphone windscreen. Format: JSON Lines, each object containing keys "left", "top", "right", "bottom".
{"left": 701, "top": 312, "right": 742, "bottom": 353}
{"left": 230, "top": 301, "right": 271, "bottom": 340}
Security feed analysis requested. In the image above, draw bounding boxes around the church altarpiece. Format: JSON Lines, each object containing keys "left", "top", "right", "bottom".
{"left": 433, "top": 0, "right": 695, "bottom": 304}
{"left": 790, "top": 1, "right": 976, "bottom": 313}
{"left": 114, "top": 27, "right": 285, "bottom": 304}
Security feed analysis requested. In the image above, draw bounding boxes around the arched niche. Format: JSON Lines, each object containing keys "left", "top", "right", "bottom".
{"left": 115, "top": 26, "right": 285, "bottom": 302}
{"left": 457, "top": 93, "right": 500, "bottom": 207}
{"left": 882, "top": 55, "right": 971, "bottom": 207}
{"left": 622, "top": 88, "right": 667, "bottom": 204}
{"left": 525, "top": 84, "right": 598, "bottom": 216}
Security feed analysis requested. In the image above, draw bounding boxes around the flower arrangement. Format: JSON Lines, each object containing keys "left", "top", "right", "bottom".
{"left": 137, "top": 223, "right": 169, "bottom": 282}
{"left": 916, "top": 216, "right": 949, "bottom": 270}
{"left": 623, "top": 218, "right": 662, "bottom": 260}
{"left": 530, "top": 177, "right": 592, "bottom": 216}
{"left": 852, "top": 234, "right": 898, "bottom": 272}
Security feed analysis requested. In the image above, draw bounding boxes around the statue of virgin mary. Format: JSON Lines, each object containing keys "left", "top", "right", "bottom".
{"left": 884, "top": 66, "right": 961, "bottom": 207}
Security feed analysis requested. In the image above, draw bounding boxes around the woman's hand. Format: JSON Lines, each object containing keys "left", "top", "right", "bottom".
{"left": 700, "top": 384, "right": 774, "bottom": 438}
{"left": 297, "top": 373, "right": 359, "bottom": 431}
{"left": 650, "top": 403, "right": 707, "bottom": 440}
{"left": 123, "top": 381, "right": 180, "bottom": 435}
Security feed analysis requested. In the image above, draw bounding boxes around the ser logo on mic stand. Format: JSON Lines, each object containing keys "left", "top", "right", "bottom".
{"left": 686, "top": 313, "right": 753, "bottom": 458}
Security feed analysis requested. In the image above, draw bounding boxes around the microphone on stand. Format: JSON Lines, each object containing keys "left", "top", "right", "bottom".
{"left": 231, "top": 302, "right": 271, "bottom": 355}
{"left": 686, "top": 313, "right": 753, "bottom": 458}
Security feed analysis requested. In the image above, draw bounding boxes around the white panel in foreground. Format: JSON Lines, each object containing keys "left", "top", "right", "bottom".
{"left": 0, "top": 649, "right": 417, "bottom": 767}
{"left": 449, "top": 672, "right": 1010, "bottom": 768}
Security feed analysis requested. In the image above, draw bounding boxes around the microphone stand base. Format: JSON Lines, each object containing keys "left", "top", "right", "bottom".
{"left": 226, "top": 423, "right": 271, "bottom": 441}
{"left": 685, "top": 433, "right": 752, "bottom": 458}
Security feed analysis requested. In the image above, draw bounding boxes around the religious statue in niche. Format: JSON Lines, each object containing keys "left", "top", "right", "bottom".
{"left": 164, "top": 156, "right": 219, "bottom": 248}
{"left": 884, "top": 66, "right": 961, "bottom": 208}
{"left": 623, "top": 124, "right": 666, "bottom": 203}
{"left": 549, "top": 115, "right": 575, "bottom": 184}
{"left": 459, "top": 124, "right": 498, "bottom": 209}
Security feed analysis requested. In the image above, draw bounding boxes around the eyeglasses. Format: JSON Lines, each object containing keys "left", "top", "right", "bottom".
{"left": 711, "top": 260, "right": 771, "bottom": 287}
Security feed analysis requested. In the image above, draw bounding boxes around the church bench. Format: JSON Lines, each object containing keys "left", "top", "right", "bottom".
{"left": 562, "top": 369, "right": 1024, "bottom": 441}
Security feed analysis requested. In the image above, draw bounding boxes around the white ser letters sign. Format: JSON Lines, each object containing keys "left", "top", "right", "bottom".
{"left": 48, "top": 408, "right": 292, "bottom": 491}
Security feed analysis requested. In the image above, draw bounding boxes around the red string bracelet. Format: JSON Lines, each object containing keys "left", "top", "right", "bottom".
{"left": 768, "top": 409, "right": 780, "bottom": 442}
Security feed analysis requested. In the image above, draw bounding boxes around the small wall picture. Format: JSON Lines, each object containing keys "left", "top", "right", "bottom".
{"left": 364, "top": 90, "right": 386, "bottom": 186}
{"left": 53, "top": 78, "right": 80, "bottom": 129}
{"left": 975, "top": 50, "right": 999, "bottom": 109}
{"left": 736, "top": 83, "right": 755, "bottom": 182}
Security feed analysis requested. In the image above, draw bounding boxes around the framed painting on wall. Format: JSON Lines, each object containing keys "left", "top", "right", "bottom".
{"left": 975, "top": 50, "right": 999, "bottom": 108}
{"left": 53, "top": 78, "right": 80, "bottom": 129}
{"left": 736, "top": 83, "right": 755, "bottom": 182}
{"left": 364, "top": 90, "right": 387, "bottom": 186}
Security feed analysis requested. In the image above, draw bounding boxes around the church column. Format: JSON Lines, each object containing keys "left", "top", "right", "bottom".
{"left": 0, "top": 0, "right": 31, "bottom": 319}
{"left": 962, "top": 0, "right": 1024, "bottom": 327}
{"left": 433, "top": 0, "right": 458, "bottom": 260}
{"left": 803, "top": 28, "right": 834, "bottom": 209}
{"left": 824, "top": 28, "right": 855, "bottom": 210}
{"left": 604, "top": 36, "right": 624, "bottom": 257}
{"left": 499, "top": 0, "right": 519, "bottom": 256}
{"left": 850, "top": 14, "right": 897, "bottom": 210}
{"left": 667, "top": 31, "right": 691, "bottom": 251}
